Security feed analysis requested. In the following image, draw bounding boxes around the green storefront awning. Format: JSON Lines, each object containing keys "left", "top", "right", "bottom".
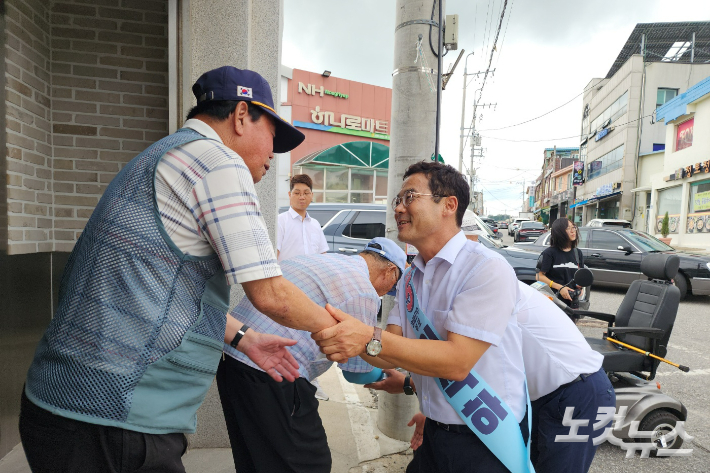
{"left": 294, "top": 141, "right": 389, "bottom": 169}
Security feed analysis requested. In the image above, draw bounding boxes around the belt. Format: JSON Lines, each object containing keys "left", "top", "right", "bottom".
{"left": 560, "top": 372, "right": 594, "bottom": 390}
{"left": 433, "top": 420, "right": 474, "bottom": 435}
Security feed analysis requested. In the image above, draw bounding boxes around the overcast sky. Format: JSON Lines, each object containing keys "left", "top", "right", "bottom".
{"left": 283, "top": 0, "right": 710, "bottom": 216}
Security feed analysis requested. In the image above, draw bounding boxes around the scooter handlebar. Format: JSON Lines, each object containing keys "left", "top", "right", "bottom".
{"left": 679, "top": 365, "right": 690, "bottom": 372}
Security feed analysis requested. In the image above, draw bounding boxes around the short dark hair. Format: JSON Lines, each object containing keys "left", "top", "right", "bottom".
{"left": 549, "top": 217, "right": 578, "bottom": 250}
{"left": 403, "top": 161, "right": 470, "bottom": 227}
{"left": 290, "top": 174, "right": 313, "bottom": 191}
{"left": 186, "top": 100, "right": 265, "bottom": 122}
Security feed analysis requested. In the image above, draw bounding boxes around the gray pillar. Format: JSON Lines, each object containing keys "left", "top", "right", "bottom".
{"left": 379, "top": 0, "right": 443, "bottom": 442}
{"left": 180, "top": 0, "right": 285, "bottom": 448}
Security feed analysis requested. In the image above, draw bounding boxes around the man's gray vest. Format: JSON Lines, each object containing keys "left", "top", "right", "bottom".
{"left": 25, "top": 128, "right": 230, "bottom": 434}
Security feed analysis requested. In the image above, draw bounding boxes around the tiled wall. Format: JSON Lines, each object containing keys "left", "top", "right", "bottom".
{"left": 4, "top": 0, "right": 169, "bottom": 254}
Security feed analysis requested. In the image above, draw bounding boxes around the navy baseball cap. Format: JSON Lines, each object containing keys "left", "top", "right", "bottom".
{"left": 363, "top": 238, "right": 407, "bottom": 276}
{"left": 192, "top": 66, "right": 305, "bottom": 153}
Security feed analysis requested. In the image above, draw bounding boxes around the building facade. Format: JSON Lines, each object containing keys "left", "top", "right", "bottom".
{"left": 532, "top": 147, "right": 578, "bottom": 224}
{"left": 572, "top": 22, "right": 710, "bottom": 228}
{"left": 276, "top": 67, "right": 392, "bottom": 209}
{"left": 650, "top": 75, "right": 710, "bottom": 249}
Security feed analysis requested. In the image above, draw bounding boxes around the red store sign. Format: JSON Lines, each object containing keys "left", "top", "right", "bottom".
{"left": 676, "top": 118, "right": 694, "bottom": 151}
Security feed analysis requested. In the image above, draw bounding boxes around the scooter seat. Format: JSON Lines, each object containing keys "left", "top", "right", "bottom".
{"left": 586, "top": 337, "right": 650, "bottom": 373}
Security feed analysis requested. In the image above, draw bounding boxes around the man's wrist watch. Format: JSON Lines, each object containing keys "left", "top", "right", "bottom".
{"left": 365, "top": 327, "right": 383, "bottom": 357}
{"left": 229, "top": 325, "right": 249, "bottom": 349}
{"left": 403, "top": 375, "right": 414, "bottom": 395}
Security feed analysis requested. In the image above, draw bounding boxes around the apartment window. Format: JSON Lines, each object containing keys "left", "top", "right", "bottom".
{"left": 657, "top": 88, "right": 678, "bottom": 108}
{"left": 590, "top": 91, "right": 628, "bottom": 134}
{"left": 587, "top": 145, "right": 624, "bottom": 181}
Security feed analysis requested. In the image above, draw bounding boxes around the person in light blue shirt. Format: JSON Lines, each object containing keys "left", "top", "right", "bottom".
{"left": 217, "top": 238, "right": 406, "bottom": 473}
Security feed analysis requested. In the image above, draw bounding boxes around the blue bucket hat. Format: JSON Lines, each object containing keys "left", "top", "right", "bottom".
{"left": 363, "top": 237, "right": 407, "bottom": 277}
{"left": 192, "top": 66, "right": 305, "bottom": 153}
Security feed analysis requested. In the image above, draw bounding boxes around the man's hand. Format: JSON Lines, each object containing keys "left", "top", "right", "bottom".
{"left": 364, "top": 369, "right": 405, "bottom": 393}
{"left": 238, "top": 331, "right": 300, "bottom": 382}
{"left": 408, "top": 413, "right": 426, "bottom": 450}
{"left": 311, "top": 304, "right": 373, "bottom": 363}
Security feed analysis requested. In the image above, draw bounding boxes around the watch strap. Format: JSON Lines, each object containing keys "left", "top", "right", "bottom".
{"left": 229, "top": 325, "right": 249, "bottom": 349}
{"left": 372, "top": 326, "right": 382, "bottom": 342}
{"left": 403, "top": 374, "right": 414, "bottom": 395}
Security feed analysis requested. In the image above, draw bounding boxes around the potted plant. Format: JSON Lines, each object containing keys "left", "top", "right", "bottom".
{"left": 659, "top": 211, "right": 672, "bottom": 245}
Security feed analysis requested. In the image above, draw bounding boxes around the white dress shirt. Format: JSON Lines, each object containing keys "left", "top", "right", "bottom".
{"left": 277, "top": 207, "right": 329, "bottom": 262}
{"left": 516, "top": 282, "right": 604, "bottom": 401}
{"left": 388, "top": 231, "right": 527, "bottom": 424}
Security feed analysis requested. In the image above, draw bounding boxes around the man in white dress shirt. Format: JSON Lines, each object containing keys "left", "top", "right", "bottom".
{"left": 313, "top": 161, "right": 530, "bottom": 473}
{"left": 277, "top": 174, "right": 329, "bottom": 262}
{"left": 367, "top": 280, "right": 615, "bottom": 473}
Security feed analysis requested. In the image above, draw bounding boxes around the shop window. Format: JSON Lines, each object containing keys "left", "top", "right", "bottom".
{"left": 592, "top": 230, "right": 626, "bottom": 251}
{"left": 312, "top": 192, "right": 324, "bottom": 203}
{"left": 587, "top": 145, "right": 624, "bottom": 181}
{"left": 346, "top": 211, "right": 385, "bottom": 240}
{"left": 689, "top": 179, "right": 710, "bottom": 214}
{"left": 325, "top": 191, "right": 348, "bottom": 203}
{"left": 302, "top": 168, "right": 325, "bottom": 190}
{"left": 657, "top": 88, "right": 678, "bottom": 108}
{"left": 657, "top": 186, "right": 682, "bottom": 215}
{"left": 590, "top": 91, "right": 628, "bottom": 133}
{"left": 350, "top": 192, "right": 374, "bottom": 204}
{"left": 326, "top": 168, "right": 349, "bottom": 190}
{"left": 351, "top": 170, "right": 374, "bottom": 191}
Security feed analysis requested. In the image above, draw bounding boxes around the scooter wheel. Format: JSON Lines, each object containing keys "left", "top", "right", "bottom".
{"left": 636, "top": 410, "right": 683, "bottom": 452}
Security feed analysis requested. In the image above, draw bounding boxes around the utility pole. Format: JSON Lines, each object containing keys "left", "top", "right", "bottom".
{"left": 379, "top": 0, "right": 444, "bottom": 442}
{"left": 458, "top": 52, "right": 474, "bottom": 172}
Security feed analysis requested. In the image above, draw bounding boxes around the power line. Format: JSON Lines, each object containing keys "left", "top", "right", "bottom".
{"left": 492, "top": 0, "right": 515, "bottom": 75}
{"left": 478, "top": 78, "right": 606, "bottom": 132}
{"left": 480, "top": 112, "right": 655, "bottom": 143}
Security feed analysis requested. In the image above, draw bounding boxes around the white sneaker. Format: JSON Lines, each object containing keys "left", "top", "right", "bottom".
{"left": 311, "top": 378, "right": 329, "bottom": 401}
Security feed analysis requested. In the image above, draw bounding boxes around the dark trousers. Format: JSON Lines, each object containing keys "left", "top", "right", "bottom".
{"left": 19, "top": 391, "right": 187, "bottom": 473}
{"left": 216, "top": 356, "right": 331, "bottom": 473}
{"left": 406, "top": 413, "right": 529, "bottom": 473}
{"left": 531, "top": 368, "right": 616, "bottom": 473}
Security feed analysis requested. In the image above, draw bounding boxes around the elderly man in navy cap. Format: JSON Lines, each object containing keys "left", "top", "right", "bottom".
{"left": 218, "top": 237, "right": 406, "bottom": 473}
{"left": 20, "top": 67, "right": 345, "bottom": 473}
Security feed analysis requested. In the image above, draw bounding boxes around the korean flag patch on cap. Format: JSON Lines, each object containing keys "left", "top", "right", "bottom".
{"left": 237, "top": 86, "right": 253, "bottom": 98}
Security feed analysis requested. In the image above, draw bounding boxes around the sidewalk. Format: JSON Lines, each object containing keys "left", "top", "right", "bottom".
{"left": 0, "top": 366, "right": 412, "bottom": 473}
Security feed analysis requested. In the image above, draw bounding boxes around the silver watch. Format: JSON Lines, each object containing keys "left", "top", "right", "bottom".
{"left": 366, "top": 327, "right": 383, "bottom": 357}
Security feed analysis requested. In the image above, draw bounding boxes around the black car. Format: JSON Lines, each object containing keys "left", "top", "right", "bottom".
{"left": 514, "top": 221, "right": 546, "bottom": 243}
{"left": 515, "top": 227, "right": 710, "bottom": 300}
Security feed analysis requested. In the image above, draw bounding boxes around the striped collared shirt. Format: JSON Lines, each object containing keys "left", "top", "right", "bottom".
{"left": 223, "top": 253, "right": 380, "bottom": 381}
{"left": 155, "top": 119, "right": 281, "bottom": 285}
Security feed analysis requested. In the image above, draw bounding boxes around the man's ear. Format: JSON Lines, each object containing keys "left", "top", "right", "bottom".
{"left": 443, "top": 195, "right": 459, "bottom": 219}
{"left": 232, "top": 101, "right": 250, "bottom": 137}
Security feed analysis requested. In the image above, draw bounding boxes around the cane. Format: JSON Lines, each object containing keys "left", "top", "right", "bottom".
{"left": 606, "top": 337, "right": 690, "bottom": 372}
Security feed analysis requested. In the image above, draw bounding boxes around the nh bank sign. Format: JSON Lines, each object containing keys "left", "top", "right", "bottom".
{"left": 298, "top": 82, "right": 349, "bottom": 99}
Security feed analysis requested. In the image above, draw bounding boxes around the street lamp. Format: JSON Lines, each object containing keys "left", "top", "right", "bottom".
{"left": 322, "top": 70, "right": 331, "bottom": 77}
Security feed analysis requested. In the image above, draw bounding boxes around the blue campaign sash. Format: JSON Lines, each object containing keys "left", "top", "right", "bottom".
{"left": 403, "top": 267, "right": 534, "bottom": 473}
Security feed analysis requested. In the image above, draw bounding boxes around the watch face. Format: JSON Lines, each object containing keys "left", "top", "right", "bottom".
{"left": 366, "top": 339, "right": 382, "bottom": 356}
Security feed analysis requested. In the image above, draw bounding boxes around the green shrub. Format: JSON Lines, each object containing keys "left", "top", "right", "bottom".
{"left": 661, "top": 211, "right": 670, "bottom": 238}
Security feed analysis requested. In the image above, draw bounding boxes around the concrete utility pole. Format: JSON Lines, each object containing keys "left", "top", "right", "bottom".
{"left": 379, "top": 0, "right": 444, "bottom": 442}
{"left": 458, "top": 52, "right": 474, "bottom": 173}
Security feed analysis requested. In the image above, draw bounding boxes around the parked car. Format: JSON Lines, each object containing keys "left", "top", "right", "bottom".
{"left": 514, "top": 227, "right": 710, "bottom": 300}
{"left": 462, "top": 210, "right": 500, "bottom": 241}
{"left": 508, "top": 217, "right": 531, "bottom": 236}
{"left": 514, "top": 221, "right": 546, "bottom": 242}
{"left": 282, "top": 205, "right": 549, "bottom": 288}
{"left": 498, "top": 221, "right": 509, "bottom": 229}
{"left": 278, "top": 203, "right": 380, "bottom": 229}
{"left": 585, "top": 219, "right": 632, "bottom": 228}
